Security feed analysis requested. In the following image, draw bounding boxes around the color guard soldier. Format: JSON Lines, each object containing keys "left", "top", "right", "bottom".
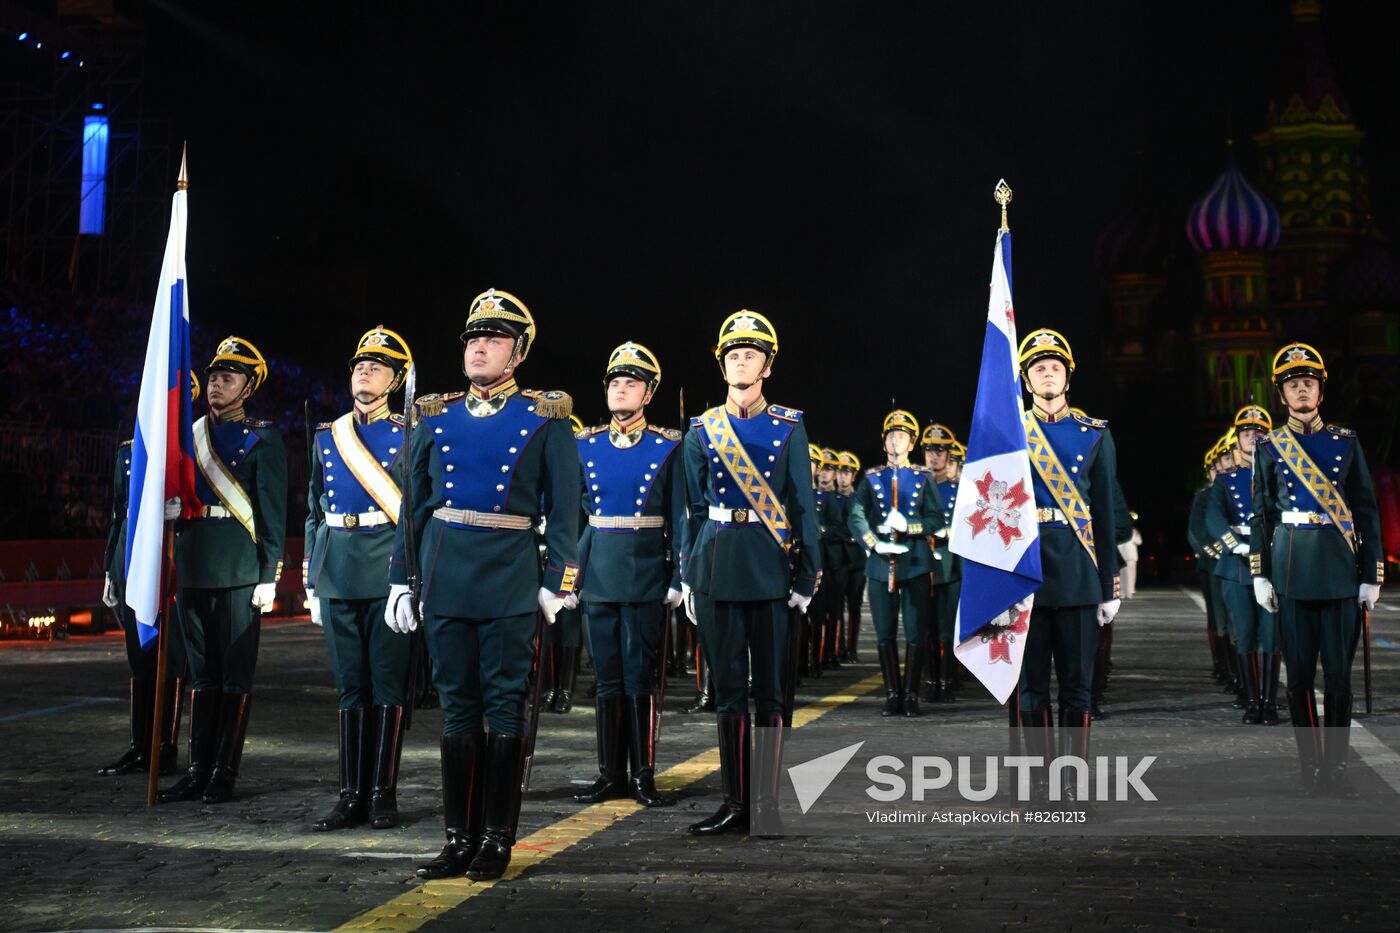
{"left": 159, "top": 337, "right": 288, "bottom": 805}
{"left": 847, "top": 410, "right": 945, "bottom": 718}
{"left": 1016, "top": 329, "right": 1120, "bottom": 797}
{"left": 681, "top": 310, "right": 822, "bottom": 836}
{"left": 1251, "top": 343, "right": 1383, "bottom": 796}
{"left": 387, "top": 289, "right": 580, "bottom": 880}
{"left": 833, "top": 451, "right": 865, "bottom": 662}
{"left": 570, "top": 342, "right": 685, "bottom": 808}
{"left": 921, "top": 423, "right": 962, "bottom": 703}
{"left": 305, "top": 327, "right": 414, "bottom": 831}
{"left": 541, "top": 413, "right": 588, "bottom": 715}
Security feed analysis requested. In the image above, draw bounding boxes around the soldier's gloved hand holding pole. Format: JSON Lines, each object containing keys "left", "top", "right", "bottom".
{"left": 1253, "top": 577, "right": 1279, "bottom": 613}
{"left": 873, "top": 540, "right": 908, "bottom": 556}
{"left": 1359, "top": 584, "right": 1380, "bottom": 611}
{"left": 163, "top": 496, "right": 182, "bottom": 521}
{"left": 1096, "top": 598, "right": 1121, "bottom": 626}
{"left": 665, "top": 587, "right": 684, "bottom": 608}
{"left": 884, "top": 509, "right": 909, "bottom": 533}
{"left": 384, "top": 583, "right": 416, "bottom": 633}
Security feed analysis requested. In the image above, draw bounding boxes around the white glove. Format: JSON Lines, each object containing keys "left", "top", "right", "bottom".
{"left": 101, "top": 574, "right": 118, "bottom": 609}
{"left": 562, "top": 592, "right": 580, "bottom": 610}
{"left": 386, "top": 583, "right": 416, "bottom": 633}
{"left": 682, "top": 583, "right": 697, "bottom": 624}
{"left": 1231, "top": 543, "right": 1250, "bottom": 556}
{"left": 538, "top": 587, "right": 565, "bottom": 625}
{"left": 306, "top": 588, "right": 322, "bottom": 626}
{"left": 1252, "top": 577, "right": 1278, "bottom": 613}
{"left": 665, "top": 586, "right": 684, "bottom": 609}
{"left": 787, "top": 591, "right": 812, "bottom": 615}
{"left": 1013, "top": 596, "right": 1034, "bottom": 614}
{"left": 933, "top": 528, "right": 949, "bottom": 539}
{"left": 163, "top": 496, "right": 182, "bottom": 521}
{"left": 1096, "top": 598, "right": 1121, "bottom": 626}
{"left": 251, "top": 582, "right": 277, "bottom": 613}
{"left": 885, "top": 510, "right": 909, "bottom": 533}
{"left": 1359, "top": 583, "right": 1381, "bottom": 611}
{"left": 873, "top": 541, "right": 909, "bottom": 556}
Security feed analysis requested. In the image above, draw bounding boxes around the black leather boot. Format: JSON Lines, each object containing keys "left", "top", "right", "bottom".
{"left": 902, "top": 641, "right": 924, "bottom": 718}
{"left": 574, "top": 696, "right": 628, "bottom": 803}
{"left": 877, "top": 641, "right": 901, "bottom": 717}
{"left": 369, "top": 705, "right": 406, "bottom": 828}
{"left": 465, "top": 733, "right": 527, "bottom": 881}
{"left": 847, "top": 607, "right": 861, "bottom": 663}
{"left": 554, "top": 647, "right": 578, "bottom": 714}
{"left": 1057, "top": 709, "right": 1092, "bottom": 804}
{"left": 626, "top": 694, "right": 672, "bottom": 807}
{"left": 1260, "top": 653, "right": 1281, "bottom": 725}
{"left": 202, "top": 692, "right": 252, "bottom": 803}
{"left": 825, "top": 617, "right": 842, "bottom": 670}
{"left": 1023, "top": 706, "right": 1054, "bottom": 804}
{"left": 417, "top": 730, "right": 484, "bottom": 879}
{"left": 1090, "top": 626, "right": 1111, "bottom": 721}
{"left": 312, "top": 708, "right": 368, "bottom": 831}
{"left": 752, "top": 711, "right": 785, "bottom": 837}
{"left": 683, "top": 654, "right": 715, "bottom": 714}
{"left": 158, "top": 676, "right": 185, "bottom": 776}
{"left": 1287, "top": 687, "right": 1323, "bottom": 796}
{"left": 1322, "top": 693, "right": 1359, "bottom": 799}
{"left": 541, "top": 644, "right": 557, "bottom": 710}
{"left": 158, "top": 687, "right": 220, "bottom": 803}
{"left": 99, "top": 677, "right": 152, "bottom": 776}
{"left": 1207, "top": 629, "right": 1226, "bottom": 683}
{"left": 688, "top": 713, "right": 750, "bottom": 835}
{"left": 1240, "top": 653, "right": 1262, "bottom": 724}
{"left": 921, "top": 640, "right": 939, "bottom": 703}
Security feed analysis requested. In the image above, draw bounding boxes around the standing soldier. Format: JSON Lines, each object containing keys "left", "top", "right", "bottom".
{"left": 817, "top": 447, "right": 844, "bottom": 671}
{"left": 386, "top": 289, "right": 579, "bottom": 881}
{"left": 848, "top": 410, "right": 945, "bottom": 718}
{"left": 833, "top": 451, "right": 865, "bottom": 662}
{"left": 921, "top": 423, "right": 962, "bottom": 703}
{"left": 1213, "top": 430, "right": 1248, "bottom": 710}
{"left": 1191, "top": 440, "right": 1229, "bottom": 687}
{"left": 541, "top": 414, "right": 588, "bottom": 715}
{"left": 305, "top": 326, "right": 414, "bottom": 831}
{"left": 1252, "top": 343, "right": 1383, "bottom": 796}
{"left": 681, "top": 310, "right": 822, "bottom": 836}
{"left": 1016, "top": 329, "right": 1120, "bottom": 793}
{"left": 159, "top": 337, "right": 288, "bottom": 805}
{"left": 570, "top": 341, "right": 685, "bottom": 808}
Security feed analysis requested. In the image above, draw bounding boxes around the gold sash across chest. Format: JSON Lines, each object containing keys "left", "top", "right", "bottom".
{"left": 330, "top": 413, "right": 402, "bottom": 523}
{"left": 193, "top": 416, "right": 256, "bottom": 541}
{"left": 702, "top": 406, "right": 790, "bottom": 551}
{"left": 1023, "top": 413, "right": 1096, "bottom": 566}
{"left": 1271, "top": 427, "right": 1357, "bottom": 553}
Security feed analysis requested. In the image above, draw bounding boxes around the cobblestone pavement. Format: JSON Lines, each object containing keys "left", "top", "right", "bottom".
{"left": 3, "top": 588, "right": 1400, "bottom": 932}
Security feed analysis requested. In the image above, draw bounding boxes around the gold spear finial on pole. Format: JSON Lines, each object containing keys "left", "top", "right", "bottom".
{"left": 994, "top": 178, "right": 1012, "bottom": 232}
{"left": 177, "top": 142, "right": 188, "bottom": 191}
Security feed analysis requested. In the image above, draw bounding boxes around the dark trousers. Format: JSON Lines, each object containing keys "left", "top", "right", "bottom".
{"left": 867, "top": 574, "right": 931, "bottom": 645}
{"left": 424, "top": 612, "right": 537, "bottom": 735}
{"left": 696, "top": 595, "right": 789, "bottom": 716}
{"left": 1019, "top": 604, "right": 1097, "bottom": 713}
{"left": 1278, "top": 597, "right": 1360, "bottom": 694}
{"left": 177, "top": 585, "right": 260, "bottom": 694}
{"left": 585, "top": 601, "right": 663, "bottom": 698}
{"left": 933, "top": 579, "right": 961, "bottom": 645}
{"left": 323, "top": 596, "right": 411, "bottom": 709}
{"left": 547, "top": 603, "right": 584, "bottom": 649}
{"left": 1206, "top": 573, "right": 1229, "bottom": 637}
{"left": 1221, "top": 580, "right": 1277, "bottom": 654}
{"left": 120, "top": 600, "right": 187, "bottom": 683}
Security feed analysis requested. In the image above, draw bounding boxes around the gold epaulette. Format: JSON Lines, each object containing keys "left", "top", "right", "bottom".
{"left": 768, "top": 403, "right": 803, "bottom": 422}
{"left": 317, "top": 421, "right": 334, "bottom": 430}
{"left": 864, "top": 467, "right": 882, "bottom": 477}
{"left": 576, "top": 424, "right": 606, "bottom": 440}
{"left": 909, "top": 464, "right": 932, "bottom": 474}
{"left": 415, "top": 392, "right": 464, "bottom": 417}
{"left": 390, "top": 412, "right": 406, "bottom": 425}
{"left": 1326, "top": 423, "right": 1357, "bottom": 438}
{"left": 647, "top": 424, "right": 684, "bottom": 441}
{"left": 119, "top": 438, "right": 133, "bottom": 448}
{"left": 1071, "top": 410, "right": 1108, "bottom": 429}
{"left": 521, "top": 389, "right": 573, "bottom": 420}
{"left": 245, "top": 418, "right": 273, "bottom": 429}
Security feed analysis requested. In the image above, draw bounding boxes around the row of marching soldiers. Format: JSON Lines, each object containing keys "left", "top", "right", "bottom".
{"left": 1189, "top": 342, "right": 1384, "bottom": 796}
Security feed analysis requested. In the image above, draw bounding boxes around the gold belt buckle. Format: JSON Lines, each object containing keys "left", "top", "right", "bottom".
{"left": 1309, "top": 513, "right": 1324, "bottom": 525}
{"left": 733, "top": 508, "right": 749, "bottom": 523}
{"left": 344, "top": 513, "right": 359, "bottom": 528}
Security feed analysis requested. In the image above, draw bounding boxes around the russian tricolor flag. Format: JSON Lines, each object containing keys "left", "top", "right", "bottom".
{"left": 948, "top": 209, "right": 1042, "bottom": 703}
{"left": 125, "top": 152, "right": 200, "bottom": 648}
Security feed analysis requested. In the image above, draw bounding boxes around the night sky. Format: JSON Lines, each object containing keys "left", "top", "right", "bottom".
{"left": 135, "top": 1, "right": 1396, "bottom": 462}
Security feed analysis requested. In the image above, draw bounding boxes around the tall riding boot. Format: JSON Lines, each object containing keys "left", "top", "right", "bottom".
{"left": 1057, "top": 709, "right": 1092, "bottom": 804}
{"left": 1287, "top": 687, "right": 1323, "bottom": 796}
{"left": 1090, "top": 628, "right": 1110, "bottom": 720}
{"left": 1207, "top": 629, "right": 1225, "bottom": 683}
{"left": 752, "top": 711, "right": 785, "bottom": 837}
{"left": 1322, "top": 693, "right": 1359, "bottom": 799}
{"left": 803, "top": 616, "right": 821, "bottom": 679}
{"left": 417, "top": 730, "right": 484, "bottom": 879}
{"left": 688, "top": 713, "right": 750, "bottom": 835}
{"left": 313, "top": 708, "right": 368, "bottom": 831}
{"left": 1240, "top": 653, "right": 1262, "bottom": 724}
{"left": 99, "top": 677, "right": 153, "bottom": 775}
{"left": 369, "top": 705, "right": 406, "bottom": 828}
{"left": 541, "top": 644, "right": 558, "bottom": 710}
{"left": 626, "top": 694, "right": 672, "bottom": 807}
{"left": 876, "top": 642, "right": 901, "bottom": 716}
{"left": 921, "top": 640, "right": 938, "bottom": 703}
{"left": 683, "top": 653, "right": 715, "bottom": 714}
{"left": 847, "top": 606, "right": 861, "bottom": 662}
{"left": 902, "top": 641, "right": 924, "bottom": 718}
{"left": 1225, "top": 645, "right": 1246, "bottom": 708}
{"left": 1260, "top": 653, "right": 1282, "bottom": 725}
{"left": 574, "top": 696, "right": 628, "bottom": 803}
{"left": 159, "top": 676, "right": 185, "bottom": 775}
{"left": 1022, "top": 706, "right": 1054, "bottom": 803}
{"left": 158, "top": 687, "right": 220, "bottom": 803}
{"left": 826, "top": 617, "right": 842, "bottom": 670}
{"left": 465, "top": 733, "right": 528, "bottom": 881}
{"left": 202, "top": 692, "right": 252, "bottom": 803}
{"left": 554, "top": 647, "right": 578, "bottom": 713}
{"left": 676, "top": 618, "right": 693, "bottom": 676}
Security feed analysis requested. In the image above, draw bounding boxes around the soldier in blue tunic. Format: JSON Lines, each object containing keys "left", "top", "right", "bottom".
{"left": 816, "top": 446, "right": 845, "bottom": 672}
{"left": 569, "top": 341, "right": 685, "bottom": 808}
{"left": 681, "top": 310, "right": 822, "bottom": 836}
{"left": 833, "top": 451, "right": 865, "bottom": 663}
{"left": 921, "top": 422, "right": 962, "bottom": 703}
{"left": 1204, "top": 405, "right": 1280, "bottom": 725}
{"left": 540, "top": 414, "right": 588, "bottom": 715}
{"left": 159, "top": 337, "right": 288, "bottom": 805}
{"left": 800, "top": 443, "right": 836, "bottom": 679}
{"left": 848, "top": 410, "right": 945, "bottom": 718}
{"left": 1015, "top": 329, "right": 1120, "bottom": 795}
{"left": 386, "top": 289, "right": 580, "bottom": 880}
{"left": 1251, "top": 343, "right": 1383, "bottom": 796}
{"left": 306, "top": 326, "right": 414, "bottom": 831}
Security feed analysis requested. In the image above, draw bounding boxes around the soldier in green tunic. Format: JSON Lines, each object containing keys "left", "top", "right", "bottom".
{"left": 816, "top": 447, "right": 844, "bottom": 671}
{"left": 159, "top": 337, "right": 288, "bottom": 805}
{"left": 387, "top": 289, "right": 580, "bottom": 880}
{"left": 305, "top": 326, "right": 414, "bottom": 831}
{"left": 540, "top": 414, "right": 588, "bottom": 715}
{"left": 847, "top": 410, "right": 945, "bottom": 718}
{"left": 921, "top": 422, "right": 962, "bottom": 703}
{"left": 833, "top": 451, "right": 865, "bottom": 662}
{"left": 1251, "top": 342, "right": 1383, "bottom": 796}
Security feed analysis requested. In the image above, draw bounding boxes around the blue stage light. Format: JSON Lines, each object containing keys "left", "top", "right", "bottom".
{"left": 80, "top": 115, "right": 108, "bottom": 235}
{"left": 61, "top": 50, "right": 71, "bottom": 59}
{"left": 17, "top": 32, "right": 28, "bottom": 41}
{"left": 91, "top": 102, "right": 104, "bottom": 111}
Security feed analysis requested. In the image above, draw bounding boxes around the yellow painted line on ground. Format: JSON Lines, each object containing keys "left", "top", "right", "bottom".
{"left": 336, "top": 672, "right": 884, "bottom": 932}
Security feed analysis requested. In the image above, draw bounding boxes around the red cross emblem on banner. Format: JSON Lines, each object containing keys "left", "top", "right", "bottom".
{"left": 965, "top": 469, "right": 1031, "bottom": 549}
{"left": 985, "top": 607, "right": 1030, "bottom": 663}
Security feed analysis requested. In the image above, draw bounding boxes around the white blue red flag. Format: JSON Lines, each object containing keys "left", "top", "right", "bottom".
{"left": 125, "top": 154, "right": 200, "bottom": 648}
{"left": 948, "top": 220, "right": 1042, "bottom": 703}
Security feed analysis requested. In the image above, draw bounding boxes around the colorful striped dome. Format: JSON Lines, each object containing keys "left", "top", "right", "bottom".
{"left": 1185, "top": 158, "right": 1281, "bottom": 254}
